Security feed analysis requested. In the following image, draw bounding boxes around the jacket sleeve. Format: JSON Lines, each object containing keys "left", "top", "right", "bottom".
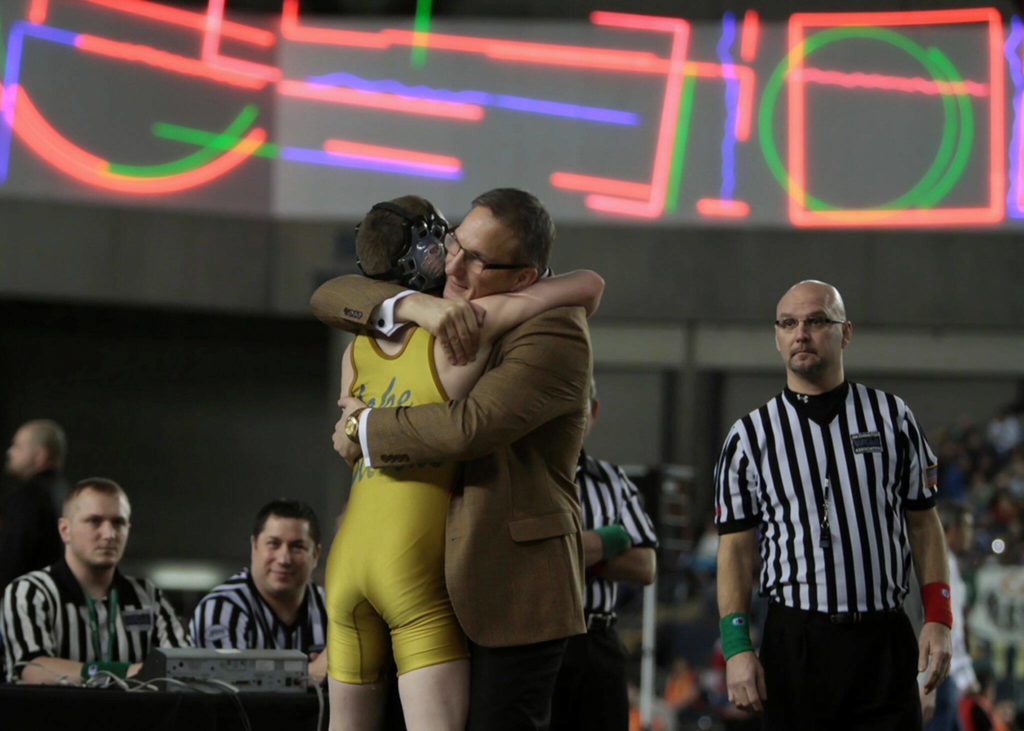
{"left": 364, "top": 306, "right": 591, "bottom": 465}
{"left": 309, "top": 275, "right": 407, "bottom": 334}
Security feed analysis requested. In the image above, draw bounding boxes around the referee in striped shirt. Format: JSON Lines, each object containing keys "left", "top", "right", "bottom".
{"left": 714, "top": 280, "right": 952, "bottom": 729}
{"left": 2, "top": 477, "right": 187, "bottom": 684}
{"left": 189, "top": 499, "right": 328, "bottom": 683}
{"left": 551, "top": 380, "right": 658, "bottom": 731}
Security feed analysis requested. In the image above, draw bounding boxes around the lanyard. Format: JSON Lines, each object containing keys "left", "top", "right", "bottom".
{"left": 84, "top": 588, "right": 119, "bottom": 662}
{"left": 819, "top": 478, "right": 832, "bottom": 548}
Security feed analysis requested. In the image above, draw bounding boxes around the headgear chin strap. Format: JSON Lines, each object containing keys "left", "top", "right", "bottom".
{"left": 356, "top": 201, "right": 449, "bottom": 292}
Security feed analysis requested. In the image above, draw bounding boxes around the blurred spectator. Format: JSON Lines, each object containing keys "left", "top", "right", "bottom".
{"left": 987, "top": 408, "right": 1022, "bottom": 459}
{"left": 1, "top": 420, "right": 70, "bottom": 592}
{"left": 959, "top": 664, "right": 1008, "bottom": 731}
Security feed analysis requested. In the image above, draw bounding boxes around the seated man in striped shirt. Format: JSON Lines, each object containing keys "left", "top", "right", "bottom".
{"left": 1, "top": 477, "right": 188, "bottom": 684}
{"left": 189, "top": 499, "right": 328, "bottom": 684}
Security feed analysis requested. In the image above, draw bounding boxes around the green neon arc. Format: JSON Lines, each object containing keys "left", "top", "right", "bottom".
{"left": 758, "top": 26, "right": 974, "bottom": 213}
{"left": 107, "top": 104, "right": 261, "bottom": 178}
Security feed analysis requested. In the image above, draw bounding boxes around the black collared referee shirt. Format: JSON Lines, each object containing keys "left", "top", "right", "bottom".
{"left": 1, "top": 557, "right": 188, "bottom": 681}
{"left": 714, "top": 381, "right": 939, "bottom": 615}
{"left": 576, "top": 451, "right": 659, "bottom": 615}
{"left": 189, "top": 568, "right": 328, "bottom": 654}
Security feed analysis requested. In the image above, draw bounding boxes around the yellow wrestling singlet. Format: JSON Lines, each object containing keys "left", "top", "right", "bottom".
{"left": 326, "top": 327, "right": 468, "bottom": 683}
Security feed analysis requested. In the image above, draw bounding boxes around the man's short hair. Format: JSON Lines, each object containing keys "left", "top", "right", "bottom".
{"left": 471, "top": 188, "right": 554, "bottom": 272}
{"left": 23, "top": 419, "right": 67, "bottom": 468}
{"left": 355, "top": 195, "right": 437, "bottom": 278}
{"left": 252, "top": 499, "right": 321, "bottom": 545}
{"left": 65, "top": 477, "right": 129, "bottom": 516}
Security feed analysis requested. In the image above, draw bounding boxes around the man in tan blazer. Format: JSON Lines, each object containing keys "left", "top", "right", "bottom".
{"left": 313, "top": 188, "right": 591, "bottom": 731}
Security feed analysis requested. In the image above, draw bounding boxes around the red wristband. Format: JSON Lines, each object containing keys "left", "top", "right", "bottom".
{"left": 921, "top": 582, "right": 953, "bottom": 628}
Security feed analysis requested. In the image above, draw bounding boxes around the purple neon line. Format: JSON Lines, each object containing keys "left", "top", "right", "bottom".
{"left": 1, "top": 21, "right": 80, "bottom": 183}
{"left": 279, "top": 146, "right": 462, "bottom": 180}
{"left": 305, "top": 71, "right": 640, "bottom": 126}
{"left": 1005, "top": 16, "right": 1023, "bottom": 218}
{"left": 716, "top": 12, "right": 739, "bottom": 202}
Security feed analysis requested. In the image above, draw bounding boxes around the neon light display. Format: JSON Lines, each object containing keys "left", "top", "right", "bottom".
{"left": 0, "top": 0, "right": 1019, "bottom": 228}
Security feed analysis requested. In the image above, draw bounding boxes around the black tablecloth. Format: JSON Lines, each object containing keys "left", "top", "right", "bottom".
{"left": 0, "top": 683, "right": 326, "bottom": 731}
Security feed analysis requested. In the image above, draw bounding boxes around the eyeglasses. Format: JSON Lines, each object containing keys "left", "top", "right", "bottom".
{"left": 444, "top": 232, "right": 530, "bottom": 272}
{"left": 774, "top": 316, "right": 845, "bottom": 332}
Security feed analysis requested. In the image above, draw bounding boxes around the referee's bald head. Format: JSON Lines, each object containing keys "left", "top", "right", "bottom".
{"left": 779, "top": 280, "right": 846, "bottom": 321}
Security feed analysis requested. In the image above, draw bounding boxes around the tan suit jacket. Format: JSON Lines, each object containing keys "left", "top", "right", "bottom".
{"left": 312, "top": 275, "right": 590, "bottom": 646}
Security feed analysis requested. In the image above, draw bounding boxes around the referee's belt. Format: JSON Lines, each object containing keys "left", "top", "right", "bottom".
{"left": 773, "top": 602, "right": 903, "bottom": 625}
{"left": 585, "top": 612, "right": 617, "bottom": 631}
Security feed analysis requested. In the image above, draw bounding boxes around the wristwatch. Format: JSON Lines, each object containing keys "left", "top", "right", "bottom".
{"left": 344, "top": 408, "right": 365, "bottom": 443}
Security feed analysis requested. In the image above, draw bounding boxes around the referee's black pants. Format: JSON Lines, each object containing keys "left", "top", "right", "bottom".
{"left": 549, "top": 625, "right": 630, "bottom": 731}
{"left": 759, "top": 603, "right": 922, "bottom": 731}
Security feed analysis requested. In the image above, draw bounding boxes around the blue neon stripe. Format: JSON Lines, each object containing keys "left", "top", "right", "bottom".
{"left": 279, "top": 146, "right": 462, "bottom": 180}
{"left": 716, "top": 12, "right": 739, "bottom": 202}
{"left": 306, "top": 71, "right": 640, "bottom": 125}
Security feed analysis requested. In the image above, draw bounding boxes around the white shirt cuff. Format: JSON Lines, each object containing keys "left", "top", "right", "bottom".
{"left": 372, "top": 290, "right": 416, "bottom": 336}
{"left": 358, "top": 408, "right": 373, "bottom": 467}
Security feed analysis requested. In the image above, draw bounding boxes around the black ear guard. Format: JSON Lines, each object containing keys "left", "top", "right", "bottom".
{"left": 356, "top": 201, "right": 449, "bottom": 292}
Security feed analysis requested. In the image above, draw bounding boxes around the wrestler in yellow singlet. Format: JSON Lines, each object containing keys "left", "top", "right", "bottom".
{"left": 326, "top": 326, "right": 468, "bottom": 683}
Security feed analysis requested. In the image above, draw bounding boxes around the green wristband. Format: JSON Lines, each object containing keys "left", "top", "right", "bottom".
{"left": 81, "top": 660, "right": 131, "bottom": 681}
{"left": 719, "top": 613, "right": 754, "bottom": 660}
{"left": 594, "top": 524, "right": 631, "bottom": 559}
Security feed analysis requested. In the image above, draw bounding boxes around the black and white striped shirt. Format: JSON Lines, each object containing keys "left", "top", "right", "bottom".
{"left": 714, "top": 382, "right": 939, "bottom": 615}
{"left": 189, "top": 569, "right": 328, "bottom": 654}
{"left": 576, "top": 451, "right": 659, "bottom": 615}
{"left": 1, "top": 557, "right": 187, "bottom": 681}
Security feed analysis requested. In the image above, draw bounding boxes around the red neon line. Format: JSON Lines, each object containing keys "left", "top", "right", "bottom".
{"left": 207, "top": 55, "right": 282, "bottom": 83}
{"left": 324, "top": 140, "right": 460, "bottom": 169}
{"left": 987, "top": 14, "right": 1006, "bottom": 219}
{"left": 202, "top": 0, "right": 225, "bottom": 64}
{"left": 28, "top": 0, "right": 49, "bottom": 24}
{"left": 740, "top": 10, "right": 760, "bottom": 63}
{"left": 797, "top": 68, "right": 989, "bottom": 97}
{"left": 280, "top": 0, "right": 392, "bottom": 48}
{"left": 792, "top": 7, "right": 999, "bottom": 28}
{"left": 76, "top": 35, "right": 268, "bottom": 90}
{"left": 381, "top": 29, "right": 666, "bottom": 74}
{"left": 696, "top": 198, "right": 750, "bottom": 217}
{"left": 201, "top": 0, "right": 281, "bottom": 84}
{"left": 11, "top": 87, "right": 265, "bottom": 194}
{"left": 792, "top": 206, "right": 1002, "bottom": 227}
{"left": 82, "top": 0, "right": 274, "bottom": 47}
{"left": 278, "top": 80, "right": 484, "bottom": 121}
{"left": 586, "top": 13, "right": 690, "bottom": 218}
{"left": 788, "top": 15, "right": 808, "bottom": 220}
{"left": 787, "top": 8, "right": 1005, "bottom": 227}
{"left": 549, "top": 172, "right": 651, "bottom": 199}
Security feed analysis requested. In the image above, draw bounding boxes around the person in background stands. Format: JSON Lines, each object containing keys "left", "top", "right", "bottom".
{"left": 189, "top": 499, "right": 328, "bottom": 684}
{"left": 1, "top": 419, "right": 70, "bottom": 592}
{"left": 551, "top": 378, "right": 658, "bottom": 731}
{"left": 2, "top": 477, "right": 187, "bottom": 684}
{"left": 925, "top": 500, "right": 979, "bottom": 731}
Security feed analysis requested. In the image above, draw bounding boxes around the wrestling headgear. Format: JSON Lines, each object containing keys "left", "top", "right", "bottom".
{"left": 356, "top": 201, "right": 449, "bottom": 292}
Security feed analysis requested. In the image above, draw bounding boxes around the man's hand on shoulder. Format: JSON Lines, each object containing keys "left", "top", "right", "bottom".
{"left": 395, "top": 294, "right": 484, "bottom": 365}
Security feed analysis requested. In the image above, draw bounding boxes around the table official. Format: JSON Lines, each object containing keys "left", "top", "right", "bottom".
{"left": 2, "top": 477, "right": 187, "bottom": 684}
{"left": 189, "top": 499, "right": 328, "bottom": 683}
{"left": 714, "top": 280, "right": 952, "bottom": 730}
{"left": 551, "top": 381, "right": 658, "bottom": 731}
